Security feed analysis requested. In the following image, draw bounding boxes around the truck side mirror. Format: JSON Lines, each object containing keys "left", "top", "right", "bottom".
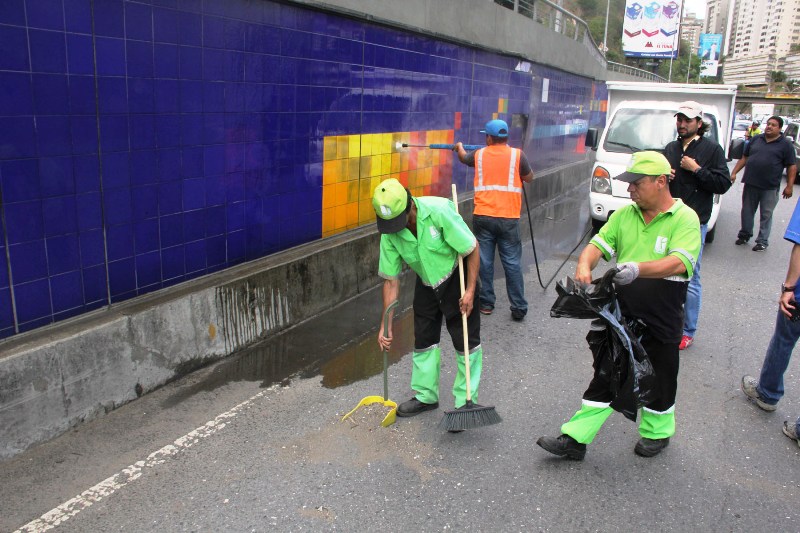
{"left": 728, "top": 138, "right": 744, "bottom": 160}
{"left": 585, "top": 128, "right": 599, "bottom": 151}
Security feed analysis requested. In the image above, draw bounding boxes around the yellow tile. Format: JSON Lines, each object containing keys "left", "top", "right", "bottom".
{"left": 348, "top": 157, "right": 360, "bottom": 180}
{"left": 348, "top": 135, "right": 360, "bottom": 158}
{"left": 380, "top": 153, "right": 391, "bottom": 175}
{"left": 323, "top": 137, "right": 337, "bottom": 161}
{"left": 391, "top": 152, "right": 400, "bottom": 173}
{"left": 400, "top": 152, "right": 409, "bottom": 171}
{"left": 347, "top": 181, "right": 359, "bottom": 203}
{"left": 360, "top": 156, "right": 371, "bottom": 178}
{"left": 371, "top": 155, "right": 382, "bottom": 177}
{"left": 382, "top": 133, "right": 393, "bottom": 154}
{"left": 362, "top": 134, "right": 374, "bottom": 156}
{"left": 359, "top": 202, "right": 375, "bottom": 225}
{"left": 336, "top": 136, "right": 349, "bottom": 159}
{"left": 359, "top": 178, "right": 373, "bottom": 200}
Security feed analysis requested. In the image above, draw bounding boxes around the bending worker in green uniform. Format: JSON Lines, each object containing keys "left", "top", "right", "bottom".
{"left": 537, "top": 151, "right": 701, "bottom": 459}
{"left": 372, "top": 178, "right": 483, "bottom": 418}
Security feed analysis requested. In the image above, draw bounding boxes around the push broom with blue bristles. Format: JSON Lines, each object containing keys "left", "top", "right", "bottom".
{"left": 438, "top": 184, "right": 502, "bottom": 432}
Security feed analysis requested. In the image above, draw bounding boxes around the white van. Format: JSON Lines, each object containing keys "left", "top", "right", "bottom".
{"left": 585, "top": 82, "right": 737, "bottom": 243}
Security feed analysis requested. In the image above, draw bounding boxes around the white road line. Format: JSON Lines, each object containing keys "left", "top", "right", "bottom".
{"left": 15, "top": 389, "right": 271, "bottom": 532}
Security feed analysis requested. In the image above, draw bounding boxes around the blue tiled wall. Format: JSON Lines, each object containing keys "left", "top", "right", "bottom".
{"left": 0, "top": 0, "right": 603, "bottom": 339}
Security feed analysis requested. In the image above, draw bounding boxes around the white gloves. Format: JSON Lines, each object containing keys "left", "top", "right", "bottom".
{"left": 613, "top": 262, "right": 640, "bottom": 285}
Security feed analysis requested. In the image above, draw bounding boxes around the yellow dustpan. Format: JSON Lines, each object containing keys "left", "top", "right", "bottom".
{"left": 342, "top": 301, "right": 399, "bottom": 427}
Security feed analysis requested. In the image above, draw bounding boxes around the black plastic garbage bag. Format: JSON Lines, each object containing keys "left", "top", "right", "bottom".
{"left": 550, "top": 269, "right": 658, "bottom": 422}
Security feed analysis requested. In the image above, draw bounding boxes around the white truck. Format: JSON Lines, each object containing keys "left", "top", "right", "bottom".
{"left": 750, "top": 103, "right": 774, "bottom": 125}
{"left": 585, "top": 81, "right": 737, "bottom": 243}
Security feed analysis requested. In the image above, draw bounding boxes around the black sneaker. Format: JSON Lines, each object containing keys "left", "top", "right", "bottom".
{"left": 634, "top": 437, "right": 670, "bottom": 457}
{"left": 753, "top": 243, "right": 768, "bottom": 252}
{"left": 735, "top": 237, "right": 748, "bottom": 245}
{"left": 396, "top": 397, "right": 438, "bottom": 417}
{"left": 536, "top": 434, "right": 586, "bottom": 460}
{"left": 511, "top": 310, "right": 525, "bottom": 321}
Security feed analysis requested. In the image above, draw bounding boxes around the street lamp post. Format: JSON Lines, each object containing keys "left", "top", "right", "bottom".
{"left": 603, "top": 0, "right": 610, "bottom": 56}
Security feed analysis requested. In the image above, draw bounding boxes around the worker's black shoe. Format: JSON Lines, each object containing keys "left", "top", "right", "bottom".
{"left": 536, "top": 434, "right": 586, "bottom": 460}
{"left": 396, "top": 397, "right": 438, "bottom": 417}
{"left": 634, "top": 437, "right": 670, "bottom": 457}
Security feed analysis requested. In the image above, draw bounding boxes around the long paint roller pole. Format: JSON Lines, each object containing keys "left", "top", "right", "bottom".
{"left": 400, "top": 143, "right": 483, "bottom": 151}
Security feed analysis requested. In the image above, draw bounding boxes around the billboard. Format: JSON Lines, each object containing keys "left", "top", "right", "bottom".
{"left": 622, "top": 1, "right": 681, "bottom": 59}
{"left": 699, "top": 33, "right": 723, "bottom": 77}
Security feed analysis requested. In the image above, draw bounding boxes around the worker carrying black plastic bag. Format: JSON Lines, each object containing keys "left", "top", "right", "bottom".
{"left": 537, "top": 151, "right": 701, "bottom": 461}
{"left": 550, "top": 268, "right": 658, "bottom": 422}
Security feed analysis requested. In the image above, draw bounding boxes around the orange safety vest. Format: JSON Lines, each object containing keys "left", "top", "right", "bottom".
{"left": 473, "top": 144, "right": 523, "bottom": 219}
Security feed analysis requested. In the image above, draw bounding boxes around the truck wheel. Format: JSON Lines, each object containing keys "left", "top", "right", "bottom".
{"left": 591, "top": 218, "right": 604, "bottom": 235}
{"left": 705, "top": 224, "right": 716, "bottom": 244}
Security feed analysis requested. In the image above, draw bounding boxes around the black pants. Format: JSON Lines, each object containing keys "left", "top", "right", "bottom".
{"left": 583, "top": 335, "right": 680, "bottom": 412}
{"left": 413, "top": 268, "right": 480, "bottom": 353}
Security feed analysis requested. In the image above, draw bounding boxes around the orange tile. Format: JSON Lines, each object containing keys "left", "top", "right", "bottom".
{"left": 323, "top": 160, "right": 338, "bottom": 185}
{"left": 322, "top": 207, "right": 335, "bottom": 234}
{"left": 346, "top": 202, "right": 359, "bottom": 227}
{"left": 322, "top": 184, "right": 337, "bottom": 209}
{"left": 335, "top": 182, "right": 348, "bottom": 206}
{"left": 334, "top": 204, "right": 348, "bottom": 230}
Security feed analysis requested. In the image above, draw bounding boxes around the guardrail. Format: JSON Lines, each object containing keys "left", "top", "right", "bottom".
{"left": 493, "top": 0, "right": 666, "bottom": 82}
{"left": 607, "top": 61, "right": 667, "bottom": 82}
{"left": 494, "top": 0, "right": 604, "bottom": 65}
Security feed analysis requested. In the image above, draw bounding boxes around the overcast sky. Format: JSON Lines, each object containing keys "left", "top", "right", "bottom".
{"left": 683, "top": 0, "right": 707, "bottom": 17}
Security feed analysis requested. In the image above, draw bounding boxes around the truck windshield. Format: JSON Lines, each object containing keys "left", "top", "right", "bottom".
{"left": 604, "top": 108, "right": 719, "bottom": 153}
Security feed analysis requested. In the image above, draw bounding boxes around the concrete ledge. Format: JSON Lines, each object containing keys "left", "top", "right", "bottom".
{"left": 0, "top": 159, "right": 591, "bottom": 461}
{"left": 289, "top": 0, "right": 607, "bottom": 80}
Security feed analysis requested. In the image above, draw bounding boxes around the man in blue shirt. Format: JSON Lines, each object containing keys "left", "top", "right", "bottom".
{"left": 741, "top": 197, "right": 800, "bottom": 448}
{"left": 730, "top": 115, "right": 797, "bottom": 252}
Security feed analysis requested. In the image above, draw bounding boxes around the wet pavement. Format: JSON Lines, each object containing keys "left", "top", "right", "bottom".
{"left": 2, "top": 179, "right": 800, "bottom": 532}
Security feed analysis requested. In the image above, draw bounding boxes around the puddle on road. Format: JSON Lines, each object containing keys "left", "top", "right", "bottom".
{"left": 161, "top": 277, "right": 416, "bottom": 408}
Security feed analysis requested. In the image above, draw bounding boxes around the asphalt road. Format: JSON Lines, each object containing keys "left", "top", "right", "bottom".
{"left": 2, "top": 176, "right": 799, "bottom": 533}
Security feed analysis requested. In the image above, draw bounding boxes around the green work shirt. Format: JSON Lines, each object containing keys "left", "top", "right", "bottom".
{"left": 590, "top": 199, "right": 701, "bottom": 343}
{"left": 378, "top": 196, "right": 477, "bottom": 289}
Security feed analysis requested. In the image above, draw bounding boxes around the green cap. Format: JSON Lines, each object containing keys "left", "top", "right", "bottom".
{"left": 372, "top": 178, "right": 409, "bottom": 234}
{"left": 616, "top": 151, "right": 672, "bottom": 183}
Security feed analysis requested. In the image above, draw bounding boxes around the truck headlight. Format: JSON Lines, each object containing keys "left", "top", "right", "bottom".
{"left": 591, "top": 166, "right": 611, "bottom": 194}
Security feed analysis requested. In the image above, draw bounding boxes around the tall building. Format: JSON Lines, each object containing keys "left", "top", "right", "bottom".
{"left": 723, "top": 0, "right": 800, "bottom": 86}
{"left": 680, "top": 11, "right": 704, "bottom": 53}
{"left": 704, "top": 0, "right": 734, "bottom": 56}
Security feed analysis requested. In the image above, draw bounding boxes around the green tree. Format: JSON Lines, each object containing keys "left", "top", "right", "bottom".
{"left": 771, "top": 70, "right": 787, "bottom": 83}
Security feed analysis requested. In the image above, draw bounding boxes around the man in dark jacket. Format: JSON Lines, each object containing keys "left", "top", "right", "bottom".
{"left": 663, "top": 101, "right": 731, "bottom": 351}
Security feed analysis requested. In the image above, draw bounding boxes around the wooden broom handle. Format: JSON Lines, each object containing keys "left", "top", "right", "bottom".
{"left": 451, "top": 184, "right": 472, "bottom": 403}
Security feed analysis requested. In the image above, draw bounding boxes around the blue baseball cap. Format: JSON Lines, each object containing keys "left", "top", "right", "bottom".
{"left": 480, "top": 119, "right": 509, "bottom": 138}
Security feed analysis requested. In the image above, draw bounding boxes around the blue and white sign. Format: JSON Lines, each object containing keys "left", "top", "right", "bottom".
{"left": 699, "top": 33, "right": 723, "bottom": 77}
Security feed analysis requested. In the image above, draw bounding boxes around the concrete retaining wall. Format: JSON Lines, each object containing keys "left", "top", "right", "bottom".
{"left": 0, "top": 159, "right": 592, "bottom": 460}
